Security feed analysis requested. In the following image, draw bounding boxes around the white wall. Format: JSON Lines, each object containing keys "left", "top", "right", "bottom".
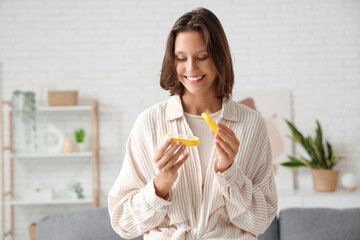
{"left": 1, "top": 0, "right": 359, "bottom": 239}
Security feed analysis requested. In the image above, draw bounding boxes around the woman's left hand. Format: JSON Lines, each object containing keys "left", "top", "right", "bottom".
{"left": 212, "top": 123, "right": 240, "bottom": 173}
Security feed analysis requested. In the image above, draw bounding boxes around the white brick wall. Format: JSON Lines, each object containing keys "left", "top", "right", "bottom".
{"left": 1, "top": 0, "right": 360, "bottom": 238}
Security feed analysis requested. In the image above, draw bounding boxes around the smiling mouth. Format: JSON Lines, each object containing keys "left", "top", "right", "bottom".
{"left": 185, "top": 75, "right": 205, "bottom": 83}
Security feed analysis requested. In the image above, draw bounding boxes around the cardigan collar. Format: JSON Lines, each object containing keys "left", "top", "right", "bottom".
{"left": 166, "top": 94, "right": 241, "bottom": 122}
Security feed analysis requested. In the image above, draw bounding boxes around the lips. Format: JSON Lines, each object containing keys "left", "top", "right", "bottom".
{"left": 185, "top": 75, "right": 205, "bottom": 83}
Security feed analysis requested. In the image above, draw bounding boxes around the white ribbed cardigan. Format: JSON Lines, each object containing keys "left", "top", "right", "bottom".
{"left": 108, "top": 95, "right": 278, "bottom": 240}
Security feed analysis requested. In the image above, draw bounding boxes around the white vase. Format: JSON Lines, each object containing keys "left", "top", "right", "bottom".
{"left": 69, "top": 191, "right": 78, "bottom": 200}
{"left": 77, "top": 142, "right": 87, "bottom": 152}
{"left": 43, "top": 124, "right": 65, "bottom": 153}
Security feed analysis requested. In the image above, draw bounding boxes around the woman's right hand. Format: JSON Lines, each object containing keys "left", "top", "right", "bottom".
{"left": 153, "top": 138, "right": 189, "bottom": 199}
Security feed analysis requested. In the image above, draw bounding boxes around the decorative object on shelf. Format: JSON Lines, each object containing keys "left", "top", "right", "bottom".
{"left": 280, "top": 120, "right": 342, "bottom": 192}
{"left": 11, "top": 90, "right": 38, "bottom": 151}
{"left": 43, "top": 124, "right": 64, "bottom": 153}
{"left": 23, "top": 187, "right": 53, "bottom": 201}
{"left": 68, "top": 181, "right": 85, "bottom": 199}
{"left": 1, "top": 99, "right": 99, "bottom": 239}
{"left": 74, "top": 128, "right": 86, "bottom": 152}
{"left": 48, "top": 90, "right": 78, "bottom": 106}
{"left": 29, "top": 223, "right": 36, "bottom": 240}
{"left": 233, "top": 90, "right": 294, "bottom": 191}
{"left": 311, "top": 169, "right": 340, "bottom": 192}
{"left": 62, "top": 137, "right": 75, "bottom": 153}
{"left": 341, "top": 173, "right": 358, "bottom": 192}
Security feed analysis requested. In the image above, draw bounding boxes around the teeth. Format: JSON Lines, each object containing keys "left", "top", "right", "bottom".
{"left": 186, "top": 76, "right": 203, "bottom": 81}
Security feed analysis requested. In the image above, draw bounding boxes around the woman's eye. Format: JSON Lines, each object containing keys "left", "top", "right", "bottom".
{"left": 177, "top": 58, "right": 186, "bottom": 61}
{"left": 198, "top": 56, "right": 208, "bottom": 60}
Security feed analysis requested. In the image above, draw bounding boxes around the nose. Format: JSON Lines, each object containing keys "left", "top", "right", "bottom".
{"left": 186, "top": 58, "right": 198, "bottom": 72}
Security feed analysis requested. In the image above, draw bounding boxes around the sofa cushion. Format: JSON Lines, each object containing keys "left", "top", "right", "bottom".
{"left": 258, "top": 217, "right": 279, "bottom": 240}
{"left": 36, "top": 207, "right": 143, "bottom": 240}
{"left": 280, "top": 208, "right": 360, "bottom": 240}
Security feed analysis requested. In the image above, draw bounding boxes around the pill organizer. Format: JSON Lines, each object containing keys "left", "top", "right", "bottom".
{"left": 163, "top": 133, "right": 200, "bottom": 147}
{"left": 201, "top": 112, "right": 225, "bottom": 140}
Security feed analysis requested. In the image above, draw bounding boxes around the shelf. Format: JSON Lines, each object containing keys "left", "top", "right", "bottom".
{"left": 278, "top": 188, "right": 360, "bottom": 197}
{"left": 1, "top": 99, "right": 99, "bottom": 239}
{"left": 36, "top": 105, "right": 91, "bottom": 112}
{"left": 278, "top": 188, "right": 360, "bottom": 211}
{"left": 7, "top": 198, "right": 93, "bottom": 206}
{"left": 11, "top": 152, "right": 92, "bottom": 159}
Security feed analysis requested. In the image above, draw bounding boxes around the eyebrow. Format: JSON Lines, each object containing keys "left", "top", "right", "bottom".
{"left": 175, "top": 50, "right": 207, "bottom": 54}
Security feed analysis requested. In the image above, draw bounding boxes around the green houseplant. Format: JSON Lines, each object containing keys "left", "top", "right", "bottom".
{"left": 281, "top": 119, "right": 342, "bottom": 192}
{"left": 74, "top": 128, "right": 86, "bottom": 151}
{"left": 68, "top": 181, "right": 85, "bottom": 199}
{"left": 74, "top": 128, "right": 85, "bottom": 143}
{"left": 11, "top": 90, "right": 38, "bottom": 151}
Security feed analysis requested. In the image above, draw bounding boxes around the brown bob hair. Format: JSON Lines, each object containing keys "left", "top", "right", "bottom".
{"left": 160, "top": 7, "right": 234, "bottom": 98}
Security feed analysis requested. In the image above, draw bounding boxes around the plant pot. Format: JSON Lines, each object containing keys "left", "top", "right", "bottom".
{"left": 311, "top": 169, "right": 340, "bottom": 192}
{"left": 77, "top": 142, "right": 87, "bottom": 152}
{"left": 70, "top": 192, "right": 84, "bottom": 200}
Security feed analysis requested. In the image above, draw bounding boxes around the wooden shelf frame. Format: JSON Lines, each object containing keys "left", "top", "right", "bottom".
{"left": 0, "top": 100, "right": 100, "bottom": 240}
{"left": 1, "top": 101, "right": 14, "bottom": 240}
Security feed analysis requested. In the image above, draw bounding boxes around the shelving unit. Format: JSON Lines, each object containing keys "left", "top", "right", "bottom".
{"left": 0, "top": 100, "right": 99, "bottom": 240}
{"left": 7, "top": 198, "right": 93, "bottom": 206}
{"left": 278, "top": 189, "right": 360, "bottom": 211}
{"left": 10, "top": 152, "right": 92, "bottom": 159}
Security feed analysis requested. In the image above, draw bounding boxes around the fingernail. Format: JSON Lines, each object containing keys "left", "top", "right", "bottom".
{"left": 181, "top": 145, "right": 185, "bottom": 150}
{"left": 176, "top": 141, "right": 181, "bottom": 146}
{"left": 168, "top": 138, "right": 173, "bottom": 143}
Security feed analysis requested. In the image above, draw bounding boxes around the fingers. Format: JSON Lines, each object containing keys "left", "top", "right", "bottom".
{"left": 154, "top": 138, "right": 173, "bottom": 163}
{"left": 209, "top": 124, "right": 226, "bottom": 142}
{"left": 217, "top": 123, "right": 240, "bottom": 150}
{"left": 156, "top": 141, "right": 182, "bottom": 169}
{"left": 215, "top": 140, "right": 229, "bottom": 158}
{"left": 173, "top": 152, "right": 190, "bottom": 171}
{"left": 163, "top": 145, "right": 186, "bottom": 171}
{"left": 213, "top": 123, "right": 240, "bottom": 160}
{"left": 218, "top": 123, "right": 240, "bottom": 146}
{"left": 215, "top": 134, "right": 233, "bottom": 157}
{"left": 217, "top": 127, "right": 236, "bottom": 147}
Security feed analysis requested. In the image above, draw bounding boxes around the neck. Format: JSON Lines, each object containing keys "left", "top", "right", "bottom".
{"left": 181, "top": 92, "right": 222, "bottom": 115}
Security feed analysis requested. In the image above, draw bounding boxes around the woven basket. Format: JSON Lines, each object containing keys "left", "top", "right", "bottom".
{"left": 311, "top": 169, "right": 339, "bottom": 192}
{"left": 48, "top": 90, "right": 78, "bottom": 106}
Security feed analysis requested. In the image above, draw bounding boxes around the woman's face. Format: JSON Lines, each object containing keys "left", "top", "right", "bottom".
{"left": 174, "top": 31, "right": 218, "bottom": 97}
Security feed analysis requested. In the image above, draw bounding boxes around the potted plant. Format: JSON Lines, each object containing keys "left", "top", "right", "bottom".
{"left": 281, "top": 120, "right": 342, "bottom": 192}
{"left": 68, "top": 181, "right": 85, "bottom": 199}
{"left": 74, "top": 128, "right": 86, "bottom": 151}
{"left": 11, "top": 90, "right": 38, "bottom": 151}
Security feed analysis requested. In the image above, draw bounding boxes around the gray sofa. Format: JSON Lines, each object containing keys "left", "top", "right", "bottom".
{"left": 37, "top": 207, "right": 360, "bottom": 240}
{"left": 36, "top": 207, "right": 142, "bottom": 240}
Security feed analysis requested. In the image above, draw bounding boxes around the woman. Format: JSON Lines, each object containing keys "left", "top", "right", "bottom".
{"left": 108, "top": 7, "right": 277, "bottom": 240}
